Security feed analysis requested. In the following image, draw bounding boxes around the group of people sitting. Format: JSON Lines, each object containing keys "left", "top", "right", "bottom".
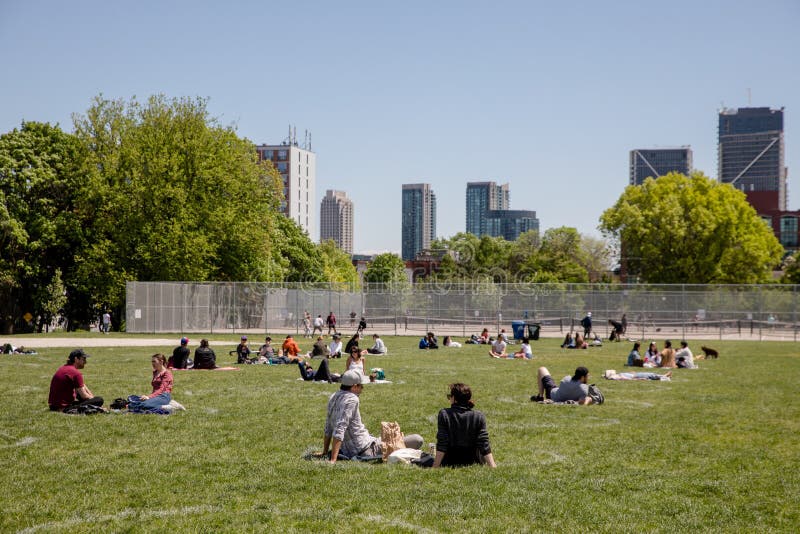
{"left": 321, "top": 373, "right": 496, "bottom": 467}
{"left": 626, "top": 339, "right": 697, "bottom": 369}
{"left": 489, "top": 336, "right": 533, "bottom": 359}
{"left": 48, "top": 348, "right": 179, "bottom": 414}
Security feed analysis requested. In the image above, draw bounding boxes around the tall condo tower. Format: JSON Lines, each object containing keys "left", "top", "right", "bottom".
{"left": 320, "top": 190, "right": 354, "bottom": 254}
{"left": 466, "top": 181, "right": 510, "bottom": 236}
{"left": 402, "top": 183, "right": 437, "bottom": 261}
{"left": 718, "top": 107, "right": 786, "bottom": 212}
{"left": 629, "top": 147, "right": 693, "bottom": 185}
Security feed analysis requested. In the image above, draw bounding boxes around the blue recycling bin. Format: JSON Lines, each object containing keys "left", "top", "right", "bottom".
{"left": 511, "top": 321, "right": 526, "bottom": 340}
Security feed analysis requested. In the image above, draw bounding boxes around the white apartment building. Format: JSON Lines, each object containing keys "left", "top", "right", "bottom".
{"left": 256, "top": 141, "right": 316, "bottom": 235}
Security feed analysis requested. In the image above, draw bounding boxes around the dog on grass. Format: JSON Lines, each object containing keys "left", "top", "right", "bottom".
{"left": 700, "top": 346, "right": 719, "bottom": 359}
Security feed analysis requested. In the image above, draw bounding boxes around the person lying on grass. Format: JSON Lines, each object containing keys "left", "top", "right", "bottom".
{"left": 603, "top": 369, "right": 672, "bottom": 381}
{"left": 432, "top": 382, "right": 496, "bottom": 468}
{"left": 322, "top": 370, "right": 423, "bottom": 463}
{"left": 531, "top": 366, "right": 594, "bottom": 404}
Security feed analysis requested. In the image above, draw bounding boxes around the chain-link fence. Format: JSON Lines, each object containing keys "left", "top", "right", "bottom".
{"left": 126, "top": 282, "right": 799, "bottom": 341}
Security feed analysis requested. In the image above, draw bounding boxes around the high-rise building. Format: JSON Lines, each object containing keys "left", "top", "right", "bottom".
{"left": 718, "top": 107, "right": 786, "bottom": 212}
{"left": 320, "top": 190, "right": 353, "bottom": 254}
{"left": 466, "top": 182, "right": 509, "bottom": 236}
{"left": 629, "top": 147, "right": 693, "bottom": 185}
{"left": 485, "top": 210, "right": 540, "bottom": 241}
{"left": 256, "top": 135, "right": 316, "bottom": 235}
{"left": 402, "top": 183, "right": 437, "bottom": 261}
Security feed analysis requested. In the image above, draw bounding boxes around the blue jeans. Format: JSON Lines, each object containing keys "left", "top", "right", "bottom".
{"left": 128, "top": 393, "right": 171, "bottom": 411}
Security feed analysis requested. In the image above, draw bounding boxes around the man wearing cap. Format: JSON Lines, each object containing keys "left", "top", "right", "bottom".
{"left": 236, "top": 335, "right": 252, "bottom": 364}
{"left": 172, "top": 337, "right": 190, "bottom": 369}
{"left": 531, "top": 366, "right": 594, "bottom": 405}
{"left": 48, "top": 349, "right": 104, "bottom": 412}
{"left": 322, "top": 370, "right": 423, "bottom": 463}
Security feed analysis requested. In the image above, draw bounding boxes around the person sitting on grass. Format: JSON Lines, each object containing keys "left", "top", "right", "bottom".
{"left": 281, "top": 334, "right": 303, "bottom": 362}
{"left": 322, "top": 370, "right": 423, "bottom": 463}
{"left": 309, "top": 336, "right": 330, "bottom": 359}
{"left": 193, "top": 339, "right": 218, "bottom": 370}
{"left": 659, "top": 340, "right": 676, "bottom": 368}
{"left": 560, "top": 332, "right": 575, "bottom": 348}
{"left": 346, "top": 345, "right": 368, "bottom": 374}
{"left": 236, "top": 335, "right": 252, "bottom": 364}
{"left": 432, "top": 382, "right": 496, "bottom": 468}
{"left": 128, "top": 353, "right": 174, "bottom": 412}
{"left": 259, "top": 336, "right": 275, "bottom": 359}
{"left": 344, "top": 333, "right": 361, "bottom": 355}
{"left": 367, "top": 333, "right": 387, "bottom": 355}
{"left": 644, "top": 341, "right": 661, "bottom": 367}
{"left": 419, "top": 332, "right": 439, "bottom": 350}
{"left": 170, "top": 337, "right": 190, "bottom": 369}
{"left": 497, "top": 328, "right": 510, "bottom": 344}
{"left": 512, "top": 337, "right": 533, "bottom": 359}
{"left": 488, "top": 336, "right": 507, "bottom": 358}
{"left": 48, "top": 349, "right": 104, "bottom": 412}
{"left": 626, "top": 342, "right": 643, "bottom": 367}
{"left": 479, "top": 328, "right": 490, "bottom": 344}
{"left": 675, "top": 340, "right": 697, "bottom": 369}
{"left": 328, "top": 334, "right": 343, "bottom": 358}
{"left": 531, "top": 366, "right": 594, "bottom": 404}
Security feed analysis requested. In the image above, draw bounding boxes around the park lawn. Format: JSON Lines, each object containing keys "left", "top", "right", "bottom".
{"left": 0, "top": 335, "right": 798, "bottom": 533}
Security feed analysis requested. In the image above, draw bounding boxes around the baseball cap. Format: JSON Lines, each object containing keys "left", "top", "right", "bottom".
{"left": 180, "top": 337, "right": 189, "bottom": 345}
{"left": 587, "top": 312, "right": 592, "bottom": 317}
{"left": 241, "top": 335, "right": 248, "bottom": 340}
{"left": 69, "top": 348, "right": 90, "bottom": 360}
{"left": 340, "top": 370, "right": 369, "bottom": 386}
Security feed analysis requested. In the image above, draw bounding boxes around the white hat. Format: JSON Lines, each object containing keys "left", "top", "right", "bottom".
{"left": 587, "top": 312, "right": 592, "bottom": 317}
{"left": 341, "top": 370, "right": 369, "bottom": 386}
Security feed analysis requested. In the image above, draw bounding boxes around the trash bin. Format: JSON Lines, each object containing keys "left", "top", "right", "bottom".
{"left": 526, "top": 323, "right": 541, "bottom": 341}
{"left": 511, "top": 321, "right": 526, "bottom": 340}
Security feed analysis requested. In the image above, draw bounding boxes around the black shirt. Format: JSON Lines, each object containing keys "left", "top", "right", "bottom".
{"left": 436, "top": 405, "right": 492, "bottom": 467}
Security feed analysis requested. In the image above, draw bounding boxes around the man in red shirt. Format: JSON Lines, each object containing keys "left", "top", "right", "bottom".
{"left": 48, "top": 349, "right": 104, "bottom": 412}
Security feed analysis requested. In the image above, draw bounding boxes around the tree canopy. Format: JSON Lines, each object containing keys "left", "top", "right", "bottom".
{"left": 600, "top": 172, "right": 783, "bottom": 283}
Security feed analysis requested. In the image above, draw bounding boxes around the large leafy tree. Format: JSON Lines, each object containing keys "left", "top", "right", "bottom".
{"left": 363, "top": 253, "right": 408, "bottom": 285}
{"left": 0, "top": 122, "right": 85, "bottom": 333}
{"left": 70, "top": 95, "right": 287, "bottom": 316}
{"left": 319, "top": 240, "right": 359, "bottom": 288}
{"left": 600, "top": 172, "right": 783, "bottom": 283}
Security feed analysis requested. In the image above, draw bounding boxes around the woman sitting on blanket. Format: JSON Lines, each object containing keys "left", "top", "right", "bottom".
{"left": 644, "top": 341, "right": 661, "bottom": 367}
{"left": 626, "top": 342, "right": 644, "bottom": 367}
{"left": 128, "top": 353, "right": 173, "bottom": 411}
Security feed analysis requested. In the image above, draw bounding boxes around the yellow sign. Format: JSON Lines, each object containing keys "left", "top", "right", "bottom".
{"left": 23, "top": 312, "right": 33, "bottom": 322}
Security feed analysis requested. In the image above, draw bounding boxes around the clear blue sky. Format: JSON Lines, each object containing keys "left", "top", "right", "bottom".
{"left": 2, "top": 0, "right": 799, "bottom": 254}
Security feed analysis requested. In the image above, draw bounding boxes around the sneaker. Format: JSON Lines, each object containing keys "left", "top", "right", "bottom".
{"left": 530, "top": 395, "right": 544, "bottom": 402}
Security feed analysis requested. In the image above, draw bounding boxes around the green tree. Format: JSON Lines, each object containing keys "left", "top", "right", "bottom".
{"left": 600, "top": 172, "right": 783, "bottom": 283}
{"left": 781, "top": 252, "right": 800, "bottom": 284}
{"left": 0, "top": 122, "right": 85, "bottom": 333}
{"left": 70, "top": 95, "right": 287, "bottom": 315}
{"left": 363, "top": 253, "right": 408, "bottom": 286}
{"left": 319, "top": 240, "right": 359, "bottom": 289}
{"left": 530, "top": 227, "right": 590, "bottom": 283}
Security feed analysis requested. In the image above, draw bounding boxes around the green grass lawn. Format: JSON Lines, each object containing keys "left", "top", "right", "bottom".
{"left": 1, "top": 335, "right": 798, "bottom": 533}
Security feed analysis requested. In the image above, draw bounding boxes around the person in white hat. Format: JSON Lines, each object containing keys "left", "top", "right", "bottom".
{"left": 322, "top": 369, "right": 423, "bottom": 463}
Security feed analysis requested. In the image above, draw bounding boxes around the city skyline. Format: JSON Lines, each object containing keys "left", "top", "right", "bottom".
{"left": 1, "top": 1, "right": 798, "bottom": 254}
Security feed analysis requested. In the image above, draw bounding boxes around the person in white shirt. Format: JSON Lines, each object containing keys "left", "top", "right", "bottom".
{"left": 512, "top": 337, "right": 533, "bottom": 359}
{"left": 675, "top": 340, "right": 697, "bottom": 369}
{"left": 367, "top": 334, "right": 387, "bottom": 355}
{"left": 328, "top": 334, "right": 343, "bottom": 358}
{"left": 488, "top": 337, "right": 507, "bottom": 358}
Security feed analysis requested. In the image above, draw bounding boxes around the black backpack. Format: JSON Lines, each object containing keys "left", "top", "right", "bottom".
{"left": 588, "top": 384, "right": 605, "bottom": 405}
